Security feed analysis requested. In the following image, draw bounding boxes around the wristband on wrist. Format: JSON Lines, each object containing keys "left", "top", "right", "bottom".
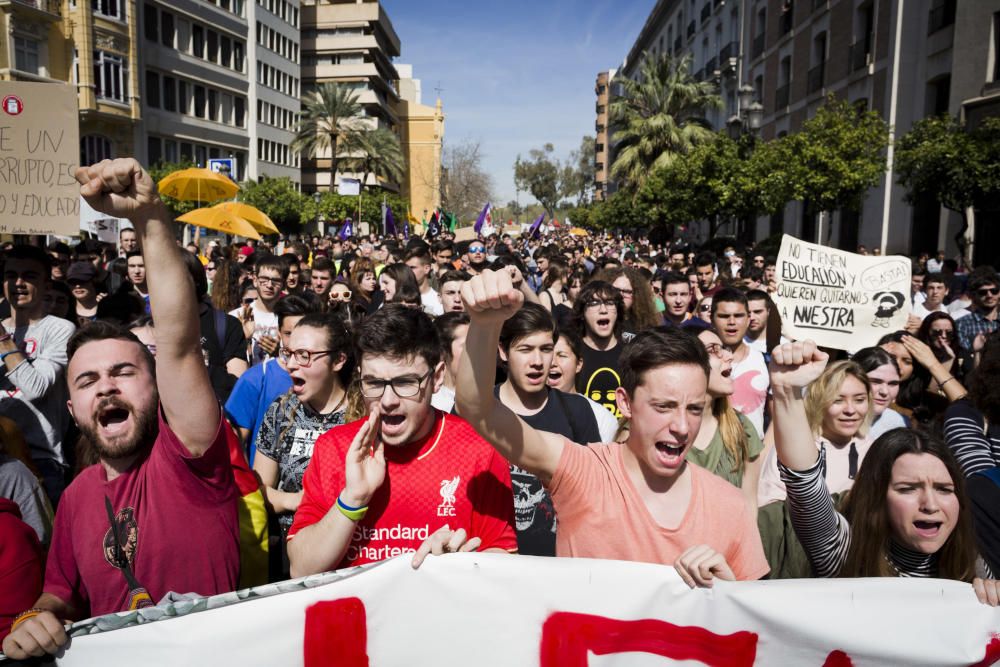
{"left": 940, "top": 376, "right": 957, "bottom": 389}
{"left": 11, "top": 608, "right": 45, "bottom": 631}
{"left": 0, "top": 349, "right": 21, "bottom": 362}
{"left": 336, "top": 495, "right": 368, "bottom": 522}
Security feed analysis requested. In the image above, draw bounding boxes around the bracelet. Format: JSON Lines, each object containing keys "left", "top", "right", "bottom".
{"left": 0, "top": 349, "right": 21, "bottom": 362}
{"left": 336, "top": 495, "right": 368, "bottom": 522}
{"left": 11, "top": 608, "right": 45, "bottom": 631}
{"left": 940, "top": 376, "right": 958, "bottom": 389}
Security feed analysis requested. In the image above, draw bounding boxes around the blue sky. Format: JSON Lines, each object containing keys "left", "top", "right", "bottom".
{"left": 383, "top": 0, "right": 655, "bottom": 206}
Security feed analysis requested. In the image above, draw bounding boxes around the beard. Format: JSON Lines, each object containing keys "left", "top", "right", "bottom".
{"left": 79, "top": 395, "right": 159, "bottom": 462}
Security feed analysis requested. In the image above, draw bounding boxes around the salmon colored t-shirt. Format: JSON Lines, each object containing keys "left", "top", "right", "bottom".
{"left": 548, "top": 440, "right": 770, "bottom": 580}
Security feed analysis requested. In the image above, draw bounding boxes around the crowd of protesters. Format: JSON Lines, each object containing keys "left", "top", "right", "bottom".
{"left": 3, "top": 157, "right": 1000, "bottom": 660}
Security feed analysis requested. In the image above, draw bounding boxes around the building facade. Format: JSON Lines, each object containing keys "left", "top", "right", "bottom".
{"left": 299, "top": 0, "right": 400, "bottom": 193}
{"left": 594, "top": 69, "right": 615, "bottom": 201}
{"left": 137, "top": 0, "right": 252, "bottom": 181}
{"left": 395, "top": 63, "right": 443, "bottom": 221}
{"left": 613, "top": 0, "right": 1000, "bottom": 257}
{"left": 247, "top": 0, "right": 301, "bottom": 184}
{"left": 2, "top": 0, "right": 142, "bottom": 164}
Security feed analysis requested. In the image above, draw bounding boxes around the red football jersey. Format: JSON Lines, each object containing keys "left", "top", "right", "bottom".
{"left": 288, "top": 411, "right": 517, "bottom": 568}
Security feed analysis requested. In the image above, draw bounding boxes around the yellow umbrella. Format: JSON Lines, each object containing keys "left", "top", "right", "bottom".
{"left": 569, "top": 227, "right": 590, "bottom": 236}
{"left": 177, "top": 206, "right": 261, "bottom": 240}
{"left": 214, "top": 202, "right": 279, "bottom": 235}
{"left": 158, "top": 168, "right": 239, "bottom": 202}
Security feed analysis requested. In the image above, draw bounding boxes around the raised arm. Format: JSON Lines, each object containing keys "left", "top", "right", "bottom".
{"left": 76, "top": 159, "right": 220, "bottom": 455}
{"left": 455, "top": 270, "right": 563, "bottom": 483}
{"left": 769, "top": 340, "right": 829, "bottom": 471}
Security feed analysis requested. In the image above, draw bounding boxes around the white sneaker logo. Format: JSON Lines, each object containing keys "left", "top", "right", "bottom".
{"left": 437, "top": 476, "right": 460, "bottom": 516}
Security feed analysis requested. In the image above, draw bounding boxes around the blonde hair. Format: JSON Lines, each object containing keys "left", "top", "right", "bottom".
{"left": 804, "top": 360, "right": 872, "bottom": 438}
{"left": 714, "top": 396, "right": 751, "bottom": 473}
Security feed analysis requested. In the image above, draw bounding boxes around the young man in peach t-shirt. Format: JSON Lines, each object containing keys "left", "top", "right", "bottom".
{"left": 455, "top": 270, "right": 769, "bottom": 587}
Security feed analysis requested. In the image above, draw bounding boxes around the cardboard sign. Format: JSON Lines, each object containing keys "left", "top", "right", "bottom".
{"left": 774, "top": 234, "right": 911, "bottom": 351}
{"left": 80, "top": 196, "right": 128, "bottom": 242}
{"left": 0, "top": 81, "right": 80, "bottom": 236}
{"left": 48, "top": 554, "right": 1000, "bottom": 666}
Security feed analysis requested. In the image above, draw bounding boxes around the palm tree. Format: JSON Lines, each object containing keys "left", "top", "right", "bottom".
{"left": 610, "top": 52, "right": 723, "bottom": 192}
{"left": 292, "top": 82, "right": 363, "bottom": 190}
{"left": 344, "top": 127, "right": 406, "bottom": 190}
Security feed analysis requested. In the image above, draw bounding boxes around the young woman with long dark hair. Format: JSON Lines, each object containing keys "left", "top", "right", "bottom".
{"left": 770, "top": 340, "right": 998, "bottom": 604}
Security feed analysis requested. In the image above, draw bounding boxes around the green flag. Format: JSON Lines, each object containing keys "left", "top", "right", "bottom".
{"left": 444, "top": 211, "right": 457, "bottom": 232}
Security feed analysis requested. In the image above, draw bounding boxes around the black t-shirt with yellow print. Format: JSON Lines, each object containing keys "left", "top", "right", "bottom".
{"left": 576, "top": 343, "right": 623, "bottom": 420}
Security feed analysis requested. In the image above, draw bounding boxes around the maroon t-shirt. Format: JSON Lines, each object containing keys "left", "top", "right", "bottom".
{"left": 44, "top": 412, "right": 239, "bottom": 618}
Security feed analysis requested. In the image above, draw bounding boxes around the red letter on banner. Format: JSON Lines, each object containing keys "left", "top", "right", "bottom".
{"left": 540, "top": 612, "right": 758, "bottom": 667}
{"left": 304, "top": 597, "right": 369, "bottom": 667}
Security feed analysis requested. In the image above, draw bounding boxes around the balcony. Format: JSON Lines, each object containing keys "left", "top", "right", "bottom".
{"left": 927, "top": 0, "right": 956, "bottom": 35}
{"left": 700, "top": 3, "right": 711, "bottom": 23}
{"left": 775, "top": 82, "right": 790, "bottom": 108}
{"left": 2, "top": 0, "right": 61, "bottom": 18}
{"left": 687, "top": 21, "right": 696, "bottom": 38}
{"left": 752, "top": 32, "right": 765, "bottom": 59}
{"left": 705, "top": 56, "right": 717, "bottom": 76}
{"left": 719, "top": 40, "right": 737, "bottom": 61}
{"left": 849, "top": 40, "right": 871, "bottom": 72}
{"left": 807, "top": 62, "right": 825, "bottom": 94}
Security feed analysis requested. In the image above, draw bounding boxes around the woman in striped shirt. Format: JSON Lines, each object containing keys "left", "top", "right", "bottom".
{"left": 770, "top": 340, "right": 1000, "bottom": 606}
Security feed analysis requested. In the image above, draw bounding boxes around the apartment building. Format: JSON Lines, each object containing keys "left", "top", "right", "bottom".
{"left": 138, "top": 0, "right": 251, "bottom": 180}
{"left": 395, "top": 63, "right": 443, "bottom": 221}
{"left": 594, "top": 69, "right": 615, "bottom": 201}
{"left": 2, "top": 0, "right": 142, "bottom": 163}
{"left": 248, "top": 0, "right": 301, "bottom": 184}
{"left": 299, "top": 0, "right": 401, "bottom": 192}
{"left": 743, "top": 0, "right": 999, "bottom": 256}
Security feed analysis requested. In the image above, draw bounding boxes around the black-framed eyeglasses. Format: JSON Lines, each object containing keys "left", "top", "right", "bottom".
{"left": 584, "top": 299, "right": 616, "bottom": 310}
{"left": 699, "top": 304, "right": 712, "bottom": 312}
{"left": 359, "top": 370, "right": 433, "bottom": 398}
{"left": 256, "top": 276, "right": 284, "bottom": 286}
{"left": 931, "top": 329, "right": 954, "bottom": 339}
{"left": 280, "top": 348, "right": 336, "bottom": 367}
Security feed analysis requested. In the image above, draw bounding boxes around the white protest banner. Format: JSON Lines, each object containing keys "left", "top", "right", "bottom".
{"left": 0, "top": 81, "right": 80, "bottom": 236}
{"left": 774, "top": 234, "right": 911, "bottom": 351}
{"left": 44, "top": 554, "right": 1000, "bottom": 666}
{"left": 80, "top": 196, "right": 128, "bottom": 242}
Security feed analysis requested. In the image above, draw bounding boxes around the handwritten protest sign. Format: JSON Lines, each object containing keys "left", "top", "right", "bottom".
{"left": 0, "top": 81, "right": 80, "bottom": 236}
{"left": 774, "top": 234, "right": 911, "bottom": 351}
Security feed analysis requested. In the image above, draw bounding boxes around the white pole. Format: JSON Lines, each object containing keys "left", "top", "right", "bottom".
{"left": 879, "top": 0, "right": 905, "bottom": 254}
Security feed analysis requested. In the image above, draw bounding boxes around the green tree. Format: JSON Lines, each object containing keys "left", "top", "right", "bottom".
{"left": 238, "top": 176, "right": 307, "bottom": 230}
{"left": 609, "top": 52, "right": 722, "bottom": 192}
{"left": 514, "top": 144, "right": 562, "bottom": 216}
{"left": 895, "top": 115, "right": 1000, "bottom": 263}
{"left": 292, "top": 82, "right": 363, "bottom": 190}
{"left": 783, "top": 96, "right": 889, "bottom": 242}
{"left": 148, "top": 158, "right": 200, "bottom": 219}
{"left": 562, "top": 135, "right": 596, "bottom": 204}
{"left": 300, "top": 191, "right": 412, "bottom": 234}
{"left": 344, "top": 127, "right": 406, "bottom": 191}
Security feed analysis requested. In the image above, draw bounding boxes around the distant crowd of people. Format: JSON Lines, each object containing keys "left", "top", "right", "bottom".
{"left": 2, "top": 157, "right": 1000, "bottom": 660}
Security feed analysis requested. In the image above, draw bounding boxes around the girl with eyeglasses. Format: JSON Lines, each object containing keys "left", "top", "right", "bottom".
{"left": 253, "top": 313, "right": 352, "bottom": 555}
{"left": 685, "top": 321, "right": 765, "bottom": 514}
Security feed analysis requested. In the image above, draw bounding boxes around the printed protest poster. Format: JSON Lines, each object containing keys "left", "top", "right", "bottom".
{"left": 0, "top": 81, "right": 80, "bottom": 236}
{"left": 774, "top": 234, "right": 911, "bottom": 351}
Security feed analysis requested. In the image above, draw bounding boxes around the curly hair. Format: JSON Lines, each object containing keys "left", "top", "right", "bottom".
{"left": 210, "top": 258, "right": 243, "bottom": 313}
{"left": 593, "top": 266, "right": 661, "bottom": 332}
{"left": 968, "top": 331, "right": 1000, "bottom": 425}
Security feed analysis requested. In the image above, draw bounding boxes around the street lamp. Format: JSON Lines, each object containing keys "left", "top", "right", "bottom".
{"left": 313, "top": 191, "right": 323, "bottom": 236}
{"left": 727, "top": 83, "right": 765, "bottom": 244}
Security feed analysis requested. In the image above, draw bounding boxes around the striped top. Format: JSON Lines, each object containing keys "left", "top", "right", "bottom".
{"left": 943, "top": 399, "right": 1000, "bottom": 477}
{"left": 779, "top": 449, "right": 937, "bottom": 578}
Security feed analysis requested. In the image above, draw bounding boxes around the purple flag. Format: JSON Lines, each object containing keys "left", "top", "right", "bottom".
{"left": 473, "top": 202, "right": 491, "bottom": 234}
{"left": 528, "top": 213, "right": 545, "bottom": 239}
{"left": 385, "top": 205, "right": 397, "bottom": 237}
{"left": 338, "top": 218, "right": 353, "bottom": 240}
{"left": 403, "top": 217, "right": 410, "bottom": 240}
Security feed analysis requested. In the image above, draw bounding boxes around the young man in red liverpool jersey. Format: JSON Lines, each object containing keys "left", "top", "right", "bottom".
{"left": 3, "top": 159, "right": 238, "bottom": 660}
{"left": 455, "top": 270, "right": 768, "bottom": 588}
{"left": 287, "top": 304, "right": 516, "bottom": 576}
